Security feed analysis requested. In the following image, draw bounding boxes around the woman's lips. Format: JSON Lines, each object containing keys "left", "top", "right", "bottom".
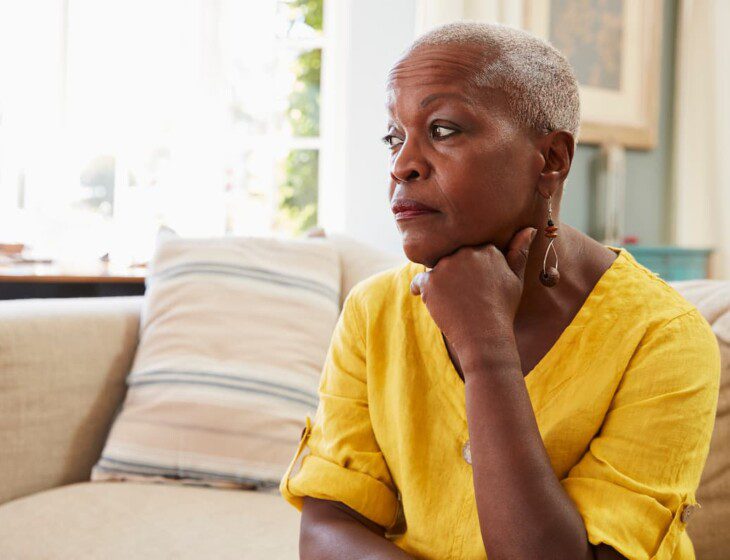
{"left": 394, "top": 209, "right": 437, "bottom": 220}
{"left": 391, "top": 198, "right": 438, "bottom": 220}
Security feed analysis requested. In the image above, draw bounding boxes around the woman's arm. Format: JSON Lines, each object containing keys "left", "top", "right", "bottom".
{"left": 409, "top": 230, "right": 628, "bottom": 559}
{"left": 281, "top": 289, "right": 408, "bottom": 556}
{"left": 300, "top": 497, "right": 414, "bottom": 560}
{"left": 461, "top": 343, "right": 617, "bottom": 560}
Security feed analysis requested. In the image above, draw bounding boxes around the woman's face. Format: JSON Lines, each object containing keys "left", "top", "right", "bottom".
{"left": 385, "top": 43, "right": 546, "bottom": 268}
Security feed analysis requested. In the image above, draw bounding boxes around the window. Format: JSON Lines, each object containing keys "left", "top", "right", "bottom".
{"left": 0, "top": 0, "right": 325, "bottom": 264}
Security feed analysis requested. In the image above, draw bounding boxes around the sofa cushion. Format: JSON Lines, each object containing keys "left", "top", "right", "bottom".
{"left": 0, "top": 482, "right": 298, "bottom": 559}
{"left": 91, "top": 232, "right": 341, "bottom": 489}
{"left": 0, "top": 295, "right": 142, "bottom": 506}
{"left": 669, "top": 279, "right": 730, "bottom": 560}
{"left": 322, "top": 231, "right": 407, "bottom": 308}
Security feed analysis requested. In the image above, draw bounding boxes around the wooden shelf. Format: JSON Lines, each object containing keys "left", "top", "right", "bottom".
{"left": 0, "top": 261, "right": 146, "bottom": 284}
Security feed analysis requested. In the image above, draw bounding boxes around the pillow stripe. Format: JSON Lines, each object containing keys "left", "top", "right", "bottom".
{"left": 148, "top": 262, "right": 339, "bottom": 303}
{"left": 94, "top": 457, "right": 278, "bottom": 487}
{"left": 126, "top": 378, "right": 318, "bottom": 409}
{"left": 128, "top": 369, "right": 319, "bottom": 401}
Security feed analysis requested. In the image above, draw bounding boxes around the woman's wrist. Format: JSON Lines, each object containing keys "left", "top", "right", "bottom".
{"left": 458, "top": 333, "right": 521, "bottom": 381}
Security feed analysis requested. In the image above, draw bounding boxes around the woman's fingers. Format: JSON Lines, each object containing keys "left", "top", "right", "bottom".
{"left": 410, "top": 271, "right": 430, "bottom": 295}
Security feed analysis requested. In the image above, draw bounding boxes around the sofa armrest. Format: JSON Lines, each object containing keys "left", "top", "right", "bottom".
{"left": 0, "top": 296, "right": 142, "bottom": 505}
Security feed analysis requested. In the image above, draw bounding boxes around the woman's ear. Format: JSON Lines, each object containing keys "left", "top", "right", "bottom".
{"left": 537, "top": 130, "right": 574, "bottom": 198}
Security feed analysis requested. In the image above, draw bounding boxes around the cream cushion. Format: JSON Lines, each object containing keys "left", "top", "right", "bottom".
{"left": 323, "top": 231, "right": 408, "bottom": 307}
{"left": 0, "top": 482, "right": 298, "bottom": 559}
{"left": 0, "top": 296, "right": 141, "bottom": 505}
{"left": 91, "top": 233, "right": 341, "bottom": 489}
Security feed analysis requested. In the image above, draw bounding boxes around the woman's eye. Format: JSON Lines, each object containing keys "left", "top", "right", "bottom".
{"left": 432, "top": 125, "right": 457, "bottom": 139}
{"left": 381, "top": 134, "right": 403, "bottom": 148}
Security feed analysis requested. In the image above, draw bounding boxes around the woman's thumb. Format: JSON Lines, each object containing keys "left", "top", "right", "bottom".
{"left": 506, "top": 227, "right": 537, "bottom": 281}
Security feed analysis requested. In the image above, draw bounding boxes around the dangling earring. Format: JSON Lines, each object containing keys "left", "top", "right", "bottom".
{"left": 539, "top": 195, "right": 560, "bottom": 287}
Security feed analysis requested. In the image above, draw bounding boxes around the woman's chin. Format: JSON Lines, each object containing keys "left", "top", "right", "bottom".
{"left": 401, "top": 241, "right": 441, "bottom": 269}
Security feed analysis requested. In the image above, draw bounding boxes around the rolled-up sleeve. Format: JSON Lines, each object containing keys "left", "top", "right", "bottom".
{"left": 561, "top": 308, "right": 721, "bottom": 560}
{"left": 279, "top": 288, "right": 399, "bottom": 529}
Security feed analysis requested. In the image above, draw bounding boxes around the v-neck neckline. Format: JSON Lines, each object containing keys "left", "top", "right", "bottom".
{"left": 417, "top": 245, "right": 628, "bottom": 424}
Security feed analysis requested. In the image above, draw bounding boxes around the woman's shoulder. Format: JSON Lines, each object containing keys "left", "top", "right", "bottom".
{"left": 607, "top": 247, "right": 717, "bottom": 349}
{"left": 608, "top": 247, "right": 698, "bottom": 320}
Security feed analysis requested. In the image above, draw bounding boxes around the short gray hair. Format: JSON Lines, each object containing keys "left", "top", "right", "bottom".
{"left": 406, "top": 21, "right": 581, "bottom": 140}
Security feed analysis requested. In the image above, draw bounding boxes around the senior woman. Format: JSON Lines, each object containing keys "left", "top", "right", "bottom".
{"left": 279, "top": 21, "right": 720, "bottom": 560}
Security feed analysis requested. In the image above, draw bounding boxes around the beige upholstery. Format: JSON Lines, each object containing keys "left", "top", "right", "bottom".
{"left": 0, "top": 233, "right": 726, "bottom": 559}
{"left": 0, "top": 482, "right": 299, "bottom": 559}
{"left": 324, "top": 232, "right": 408, "bottom": 307}
{"left": 0, "top": 296, "right": 142, "bottom": 505}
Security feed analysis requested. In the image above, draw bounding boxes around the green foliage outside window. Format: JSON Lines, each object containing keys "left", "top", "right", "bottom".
{"left": 276, "top": 149, "right": 319, "bottom": 235}
{"left": 287, "top": 49, "right": 321, "bottom": 137}
{"left": 283, "top": 0, "right": 322, "bottom": 31}
{"left": 276, "top": 0, "right": 323, "bottom": 236}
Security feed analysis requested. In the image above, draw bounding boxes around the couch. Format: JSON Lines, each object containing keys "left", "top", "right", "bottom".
{"left": 0, "top": 236, "right": 728, "bottom": 560}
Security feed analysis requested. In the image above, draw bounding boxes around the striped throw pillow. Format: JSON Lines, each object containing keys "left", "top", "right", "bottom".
{"left": 90, "top": 232, "right": 340, "bottom": 489}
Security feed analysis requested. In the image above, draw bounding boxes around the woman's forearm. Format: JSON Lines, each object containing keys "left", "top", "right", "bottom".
{"left": 300, "top": 497, "right": 414, "bottom": 560}
{"left": 460, "top": 339, "right": 594, "bottom": 560}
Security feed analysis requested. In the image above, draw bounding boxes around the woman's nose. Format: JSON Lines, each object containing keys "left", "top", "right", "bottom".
{"left": 390, "top": 141, "right": 430, "bottom": 183}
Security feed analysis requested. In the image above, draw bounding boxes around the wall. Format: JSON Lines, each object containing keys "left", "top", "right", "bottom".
{"left": 319, "top": 0, "right": 418, "bottom": 256}
{"left": 566, "top": 0, "right": 677, "bottom": 245}
{"left": 320, "top": 0, "right": 677, "bottom": 255}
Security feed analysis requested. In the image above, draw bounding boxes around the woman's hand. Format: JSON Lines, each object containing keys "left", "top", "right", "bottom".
{"left": 410, "top": 226, "right": 537, "bottom": 365}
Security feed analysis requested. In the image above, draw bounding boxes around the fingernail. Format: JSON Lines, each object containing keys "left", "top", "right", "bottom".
{"left": 530, "top": 228, "right": 537, "bottom": 242}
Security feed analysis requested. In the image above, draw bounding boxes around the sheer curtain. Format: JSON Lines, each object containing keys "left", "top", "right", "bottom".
{"left": 671, "top": 0, "right": 730, "bottom": 280}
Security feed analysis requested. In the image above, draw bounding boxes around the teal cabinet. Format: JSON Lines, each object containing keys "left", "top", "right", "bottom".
{"left": 619, "top": 246, "right": 713, "bottom": 280}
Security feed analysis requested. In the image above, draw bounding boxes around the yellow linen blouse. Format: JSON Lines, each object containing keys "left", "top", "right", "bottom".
{"left": 279, "top": 246, "right": 721, "bottom": 560}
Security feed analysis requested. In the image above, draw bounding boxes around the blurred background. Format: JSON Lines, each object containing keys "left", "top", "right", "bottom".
{"left": 0, "top": 0, "right": 727, "bottom": 298}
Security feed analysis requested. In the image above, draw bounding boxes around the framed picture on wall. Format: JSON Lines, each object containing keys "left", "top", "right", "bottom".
{"left": 523, "top": 0, "right": 663, "bottom": 149}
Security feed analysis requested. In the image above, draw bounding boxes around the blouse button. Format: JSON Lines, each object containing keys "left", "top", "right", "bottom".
{"left": 462, "top": 439, "right": 472, "bottom": 464}
{"left": 681, "top": 503, "right": 699, "bottom": 524}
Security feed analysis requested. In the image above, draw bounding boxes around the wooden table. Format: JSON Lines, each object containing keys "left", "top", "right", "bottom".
{"left": 0, "top": 260, "right": 147, "bottom": 300}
